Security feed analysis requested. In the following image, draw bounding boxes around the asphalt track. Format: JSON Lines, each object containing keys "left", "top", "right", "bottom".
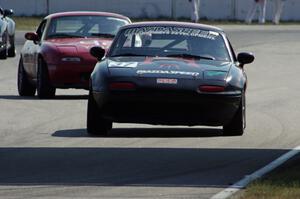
{"left": 1, "top": 25, "right": 300, "bottom": 199}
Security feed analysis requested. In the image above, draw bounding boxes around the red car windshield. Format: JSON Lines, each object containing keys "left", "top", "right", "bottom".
{"left": 46, "top": 15, "right": 129, "bottom": 39}
{"left": 109, "top": 26, "right": 231, "bottom": 62}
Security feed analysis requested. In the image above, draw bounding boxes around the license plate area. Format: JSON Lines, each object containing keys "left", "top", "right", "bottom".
{"left": 156, "top": 78, "right": 178, "bottom": 84}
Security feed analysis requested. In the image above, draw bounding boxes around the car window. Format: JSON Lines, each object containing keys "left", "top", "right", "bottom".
{"left": 110, "top": 26, "right": 230, "bottom": 61}
{"left": 46, "top": 16, "right": 129, "bottom": 39}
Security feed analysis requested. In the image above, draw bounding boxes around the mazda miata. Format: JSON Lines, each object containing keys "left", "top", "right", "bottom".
{"left": 88, "top": 22, "right": 254, "bottom": 136}
{"left": 18, "top": 11, "right": 131, "bottom": 98}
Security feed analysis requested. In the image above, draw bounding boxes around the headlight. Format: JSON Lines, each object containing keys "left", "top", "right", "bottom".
{"left": 61, "top": 57, "right": 81, "bottom": 62}
{"left": 204, "top": 70, "right": 227, "bottom": 80}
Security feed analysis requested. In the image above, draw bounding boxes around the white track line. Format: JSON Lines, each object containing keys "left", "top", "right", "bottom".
{"left": 211, "top": 145, "right": 300, "bottom": 199}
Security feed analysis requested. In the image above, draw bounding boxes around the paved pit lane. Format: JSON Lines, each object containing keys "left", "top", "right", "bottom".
{"left": 1, "top": 25, "right": 300, "bottom": 199}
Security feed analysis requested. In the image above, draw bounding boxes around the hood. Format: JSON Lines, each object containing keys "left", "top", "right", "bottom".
{"left": 107, "top": 56, "right": 233, "bottom": 80}
{"left": 46, "top": 37, "right": 113, "bottom": 55}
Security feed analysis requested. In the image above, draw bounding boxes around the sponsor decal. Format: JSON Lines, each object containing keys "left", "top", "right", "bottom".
{"left": 159, "top": 63, "right": 180, "bottom": 70}
{"left": 124, "top": 27, "right": 219, "bottom": 40}
{"left": 108, "top": 61, "right": 138, "bottom": 68}
{"left": 157, "top": 78, "right": 178, "bottom": 84}
{"left": 137, "top": 70, "right": 199, "bottom": 77}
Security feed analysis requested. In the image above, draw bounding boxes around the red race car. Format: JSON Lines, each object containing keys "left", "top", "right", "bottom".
{"left": 18, "top": 11, "right": 131, "bottom": 98}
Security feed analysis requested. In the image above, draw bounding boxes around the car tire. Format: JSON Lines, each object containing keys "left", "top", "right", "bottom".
{"left": 17, "top": 58, "right": 36, "bottom": 96}
{"left": 0, "top": 46, "right": 7, "bottom": 59}
{"left": 87, "top": 88, "right": 112, "bottom": 136}
{"left": 223, "top": 91, "right": 246, "bottom": 136}
{"left": 37, "top": 57, "right": 56, "bottom": 99}
{"left": 7, "top": 35, "right": 16, "bottom": 57}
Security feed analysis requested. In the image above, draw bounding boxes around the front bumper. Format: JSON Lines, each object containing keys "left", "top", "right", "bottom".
{"left": 92, "top": 89, "right": 241, "bottom": 126}
{"left": 47, "top": 63, "right": 95, "bottom": 89}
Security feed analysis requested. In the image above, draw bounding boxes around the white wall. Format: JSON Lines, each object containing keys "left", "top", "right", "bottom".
{"left": 1, "top": 0, "right": 300, "bottom": 21}
{"left": 48, "top": 0, "right": 173, "bottom": 18}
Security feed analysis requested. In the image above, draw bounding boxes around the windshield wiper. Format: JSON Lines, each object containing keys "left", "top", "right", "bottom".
{"left": 166, "top": 53, "right": 215, "bottom": 60}
{"left": 91, "top": 33, "right": 115, "bottom": 38}
{"left": 47, "top": 33, "right": 84, "bottom": 38}
{"left": 111, "top": 53, "right": 149, "bottom": 57}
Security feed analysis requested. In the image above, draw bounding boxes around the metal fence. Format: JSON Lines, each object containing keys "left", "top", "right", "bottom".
{"left": 1, "top": 0, "right": 300, "bottom": 21}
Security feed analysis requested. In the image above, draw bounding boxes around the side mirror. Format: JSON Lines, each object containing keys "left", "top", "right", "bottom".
{"left": 90, "top": 46, "right": 105, "bottom": 61}
{"left": 25, "top": 32, "right": 39, "bottom": 42}
{"left": 237, "top": 52, "right": 255, "bottom": 66}
{"left": 3, "top": 9, "right": 13, "bottom": 17}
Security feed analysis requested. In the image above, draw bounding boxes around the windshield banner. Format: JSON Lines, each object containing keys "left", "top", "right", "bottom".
{"left": 124, "top": 27, "right": 219, "bottom": 40}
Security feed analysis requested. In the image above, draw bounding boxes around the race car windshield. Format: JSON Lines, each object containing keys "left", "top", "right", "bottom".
{"left": 46, "top": 16, "right": 129, "bottom": 39}
{"left": 109, "top": 26, "right": 231, "bottom": 61}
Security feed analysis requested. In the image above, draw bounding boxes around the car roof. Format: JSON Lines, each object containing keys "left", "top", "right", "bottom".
{"left": 45, "top": 11, "right": 131, "bottom": 22}
{"left": 119, "top": 21, "right": 224, "bottom": 33}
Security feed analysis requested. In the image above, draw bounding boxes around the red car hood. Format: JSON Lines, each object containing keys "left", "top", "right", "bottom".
{"left": 46, "top": 37, "right": 113, "bottom": 55}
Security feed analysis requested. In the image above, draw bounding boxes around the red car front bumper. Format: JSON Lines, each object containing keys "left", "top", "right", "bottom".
{"left": 48, "top": 61, "right": 96, "bottom": 89}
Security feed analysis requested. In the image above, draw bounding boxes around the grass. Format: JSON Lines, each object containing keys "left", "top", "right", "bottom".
{"left": 232, "top": 155, "right": 300, "bottom": 199}
{"left": 12, "top": 16, "right": 43, "bottom": 30}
